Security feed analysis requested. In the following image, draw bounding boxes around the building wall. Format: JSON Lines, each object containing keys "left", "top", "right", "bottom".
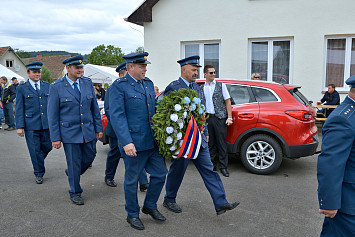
{"left": 0, "top": 51, "right": 27, "bottom": 79}
{"left": 143, "top": 0, "right": 355, "bottom": 103}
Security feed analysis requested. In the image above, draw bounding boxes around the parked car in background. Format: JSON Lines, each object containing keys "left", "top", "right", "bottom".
{"left": 156, "top": 79, "right": 318, "bottom": 174}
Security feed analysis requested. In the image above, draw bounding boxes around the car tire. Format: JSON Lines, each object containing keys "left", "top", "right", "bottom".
{"left": 240, "top": 134, "right": 282, "bottom": 175}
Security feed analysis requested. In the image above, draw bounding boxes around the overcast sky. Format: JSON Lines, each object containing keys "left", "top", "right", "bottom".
{"left": 0, "top": 0, "right": 145, "bottom": 55}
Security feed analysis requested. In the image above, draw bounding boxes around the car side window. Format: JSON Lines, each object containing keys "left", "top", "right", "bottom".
{"left": 251, "top": 87, "right": 278, "bottom": 102}
{"left": 226, "top": 84, "right": 251, "bottom": 105}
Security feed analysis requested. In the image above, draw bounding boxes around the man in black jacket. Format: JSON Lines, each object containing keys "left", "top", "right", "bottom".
{"left": 0, "top": 76, "right": 16, "bottom": 130}
{"left": 319, "top": 83, "right": 340, "bottom": 117}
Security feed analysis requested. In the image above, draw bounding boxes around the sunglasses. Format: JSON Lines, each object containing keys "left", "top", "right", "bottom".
{"left": 209, "top": 71, "right": 216, "bottom": 75}
{"left": 254, "top": 76, "right": 260, "bottom": 78}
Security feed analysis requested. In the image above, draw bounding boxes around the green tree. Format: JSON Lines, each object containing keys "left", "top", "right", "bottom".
{"left": 87, "top": 44, "right": 124, "bottom": 65}
{"left": 40, "top": 66, "right": 53, "bottom": 83}
{"left": 15, "top": 49, "right": 32, "bottom": 58}
{"left": 134, "top": 46, "right": 144, "bottom": 53}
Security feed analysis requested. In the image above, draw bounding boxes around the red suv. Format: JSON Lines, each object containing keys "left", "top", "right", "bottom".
{"left": 102, "top": 79, "right": 318, "bottom": 175}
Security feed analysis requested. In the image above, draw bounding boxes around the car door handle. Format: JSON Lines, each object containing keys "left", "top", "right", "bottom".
{"left": 239, "top": 113, "right": 254, "bottom": 119}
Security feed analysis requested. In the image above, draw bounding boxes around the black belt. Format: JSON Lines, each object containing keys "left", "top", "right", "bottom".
{"left": 207, "top": 113, "right": 215, "bottom": 117}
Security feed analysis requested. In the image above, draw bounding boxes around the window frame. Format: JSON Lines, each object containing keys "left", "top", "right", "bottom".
{"left": 6, "top": 60, "right": 14, "bottom": 68}
{"left": 323, "top": 35, "right": 355, "bottom": 91}
{"left": 181, "top": 41, "right": 221, "bottom": 79}
{"left": 248, "top": 37, "right": 294, "bottom": 84}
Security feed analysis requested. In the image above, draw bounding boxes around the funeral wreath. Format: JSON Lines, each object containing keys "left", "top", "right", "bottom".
{"left": 152, "top": 88, "right": 208, "bottom": 159}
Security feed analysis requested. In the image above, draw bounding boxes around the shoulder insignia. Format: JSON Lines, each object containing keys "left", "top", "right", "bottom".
{"left": 340, "top": 105, "right": 355, "bottom": 119}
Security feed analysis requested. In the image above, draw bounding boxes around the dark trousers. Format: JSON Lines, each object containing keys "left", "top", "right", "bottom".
{"left": 164, "top": 145, "right": 228, "bottom": 210}
{"left": 24, "top": 129, "right": 52, "bottom": 177}
{"left": 207, "top": 116, "right": 228, "bottom": 169}
{"left": 63, "top": 139, "right": 97, "bottom": 197}
{"left": 3, "top": 102, "right": 15, "bottom": 128}
{"left": 122, "top": 147, "right": 167, "bottom": 218}
{"left": 105, "top": 136, "right": 149, "bottom": 184}
{"left": 321, "top": 212, "right": 355, "bottom": 236}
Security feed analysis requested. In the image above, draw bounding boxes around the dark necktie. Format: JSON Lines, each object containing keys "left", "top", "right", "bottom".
{"left": 189, "top": 83, "right": 193, "bottom": 89}
{"left": 138, "top": 80, "right": 145, "bottom": 93}
{"left": 73, "top": 82, "right": 81, "bottom": 98}
{"left": 34, "top": 83, "right": 39, "bottom": 93}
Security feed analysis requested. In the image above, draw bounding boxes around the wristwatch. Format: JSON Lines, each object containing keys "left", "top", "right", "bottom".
{"left": 228, "top": 118, "right": 233, "bottom": 121}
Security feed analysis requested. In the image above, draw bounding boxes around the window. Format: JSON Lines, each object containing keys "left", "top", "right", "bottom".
{"left": 6, "top": 60, "right": 14, "bottom": 68}
{"left": 249, "top": 39, "right": 293, "bottom": 84}
{"left": 251, "top": 87, "right": 278, "bottom": 102}
{"left": 324, "top": 36, "right": 355, "bottom": 90}
{"left": 225, "top": 84, "right": 252, "bottom": 105}
{"left": 182, "top": 42, "right": 220, "bottom": 79}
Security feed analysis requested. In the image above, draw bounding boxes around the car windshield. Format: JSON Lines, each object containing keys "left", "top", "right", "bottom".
{"left": 289, "top": 88, "right": 312, "bottom": 106}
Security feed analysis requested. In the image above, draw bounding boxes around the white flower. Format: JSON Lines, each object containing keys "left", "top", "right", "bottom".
{"left": 166, "top": 136, "right": 173, "bottom": 144}
{"left": 170, "top": 114, "right": 178, "bottom": 122}
{"left": 174, "top": 104, "right": 182, "bottom": 111}
{"left": 183, "top": 111, "right": 187, "bottom": 118}
{"left": 191, "top": 104, "right": 197, "bottom": 111}
{"left": 166, "top": 127, "right": 174, "bottom": 134}
{"left": 177, "top": 132, "right": 182, "bottom": 140}
{"left": 178, "top": 122, "right": 183, "bottom": 129}
{"left": 170, "top": 145, "right": 176, "bottom": 151}
{"left": 179, "top": 140, "right": 183, "bottom": 146}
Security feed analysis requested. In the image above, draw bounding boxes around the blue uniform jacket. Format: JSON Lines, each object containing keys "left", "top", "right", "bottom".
{"left": 15, "top": 80, "right": 50, "bottom": 130}
{"left": 164, "top": 78, "right": 209, "bottom": 147}
{"left": 317, "top": 96, "right": 355, "bottom": 215}
{"left": 47, "top": 76, "right": 103, "bottom": 143}
{"left": 109, "top": 73, "right": 156, "bottom": 151}
{"left": 103, "top": 86, "right": 116, "bottom": 138}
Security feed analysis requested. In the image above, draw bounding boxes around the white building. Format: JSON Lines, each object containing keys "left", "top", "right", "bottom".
{"left": 126, "top": 0, "right": 355, "bottom": 103}
{"left": 0, "top": 46, "right": 27, "bottom": 79}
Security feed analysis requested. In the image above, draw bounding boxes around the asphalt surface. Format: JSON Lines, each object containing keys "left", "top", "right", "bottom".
{"left": 0, "top": 127, "right": 324, "bottom": 237}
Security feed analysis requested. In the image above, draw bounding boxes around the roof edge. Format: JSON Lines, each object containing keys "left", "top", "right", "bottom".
{"left": 126, "top": 0, "right": 160, "bottom": 26}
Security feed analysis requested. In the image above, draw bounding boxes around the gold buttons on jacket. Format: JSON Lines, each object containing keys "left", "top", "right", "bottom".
{"left": 81, "top": 114, "right": 83, "bottom": 116}
{"left": 39, "top": 97, "right": 41, "bottom": 99}
{"left": 81, "top": 123, "right": 83, "bottom": 125}
{"left": 40, "top": 105, "right": 43, "bottom": 107}
{"left": 41, "top": 113, "right": 43, "bottom": 115}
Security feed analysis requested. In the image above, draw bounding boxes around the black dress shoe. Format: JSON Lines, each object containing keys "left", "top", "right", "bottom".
{"left": 139, "top": 183, "right": 149, "bottom": 192}
{"left": 163, "top": 201, "right": 182, "bottom": 213}
{"left": 105, "top": 177, "right": 117, "bottom": 187}
{"left": 220, "top": 168, "right": 230, "bottom": 177}
{"left": 65, "top": 169, "right": 68, "bottom": 176}
{"left": 70, "top": 196, "right": 84, "bottom": 205}
{"left": 216, "top": 201, "right": 240, "bottom": 215}
{"left": 142, "top": 206, "right": 166, "bottom": 221}
{"left": 127, "top": 217, "right": 144, "bottom": 230}
{"left": 35, "top": 176, "right": 43, "bottom": 184}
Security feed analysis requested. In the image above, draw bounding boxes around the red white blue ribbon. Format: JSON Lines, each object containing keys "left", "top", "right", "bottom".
{"left": 175, "top": 113, "right": 201, "bottom": 159}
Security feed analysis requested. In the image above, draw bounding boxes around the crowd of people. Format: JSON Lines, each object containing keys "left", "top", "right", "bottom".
{"left": 2, "top": 52, "right": 355, "bottom": 234}
{"left": 1, "top": 53, "right": 239, "bottom": 231}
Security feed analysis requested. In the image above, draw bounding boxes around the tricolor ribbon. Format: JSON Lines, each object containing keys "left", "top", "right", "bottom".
{"left": 174, "top": 113, "right": 201, "bottom": 159}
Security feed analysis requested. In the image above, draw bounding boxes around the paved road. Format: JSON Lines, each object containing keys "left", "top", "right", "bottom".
{"left": 0, "top": 128, "right": 324, "bottom": 237}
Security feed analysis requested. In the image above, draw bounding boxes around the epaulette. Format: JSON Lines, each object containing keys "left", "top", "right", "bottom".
{"left": 51, "top": 78, "right": 62, "bottom": 85}
{"left": 169, "top": 80, "right": 179, "bottom": 86}
{"left": 115, "top": 77, "right": 127, "bottom": 84}
{"left": 339, "top": 104, "right": 355, "bottom": 119}
{"left": 81, "top": 76, "right": 91, "bottom": 81}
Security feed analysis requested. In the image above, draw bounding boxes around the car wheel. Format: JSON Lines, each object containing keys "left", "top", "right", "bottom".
{"left": 240, "top": 135, "right": 282, "bottom": 174}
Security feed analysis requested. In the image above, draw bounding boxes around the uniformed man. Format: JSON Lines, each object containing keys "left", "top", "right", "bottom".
{"left": 15, "top": 62, "right": 52, "bottom": 184}
{"left": 317, "top": 75, "right": 355, "bottom": 236}
{"left": 163, "top": 55, "right": 239, "bottom": 215}
{"left": 104, "top": 62, "right": 149, "bottom": 191}
{"left": 109, "top": 52, "right": 167, "bottom": 230}
{"left": 47, "top": 55, "right": 103, "bottom": 205}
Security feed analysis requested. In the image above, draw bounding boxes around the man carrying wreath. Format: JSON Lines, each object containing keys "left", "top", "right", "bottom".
{"left": 163, "top": 55, "right": 240, "bottom": 215}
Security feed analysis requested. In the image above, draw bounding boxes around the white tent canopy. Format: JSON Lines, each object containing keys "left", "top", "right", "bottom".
{"left": 0, "top": 64, "right": 25, "bottom": 82}
{"left": 83, "top": 64, "right": 118, "bottom": 84}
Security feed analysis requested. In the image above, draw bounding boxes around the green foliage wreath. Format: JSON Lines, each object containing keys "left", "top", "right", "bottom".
{"left": 152, "top": 88, "right": 208, "bottom": 159}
